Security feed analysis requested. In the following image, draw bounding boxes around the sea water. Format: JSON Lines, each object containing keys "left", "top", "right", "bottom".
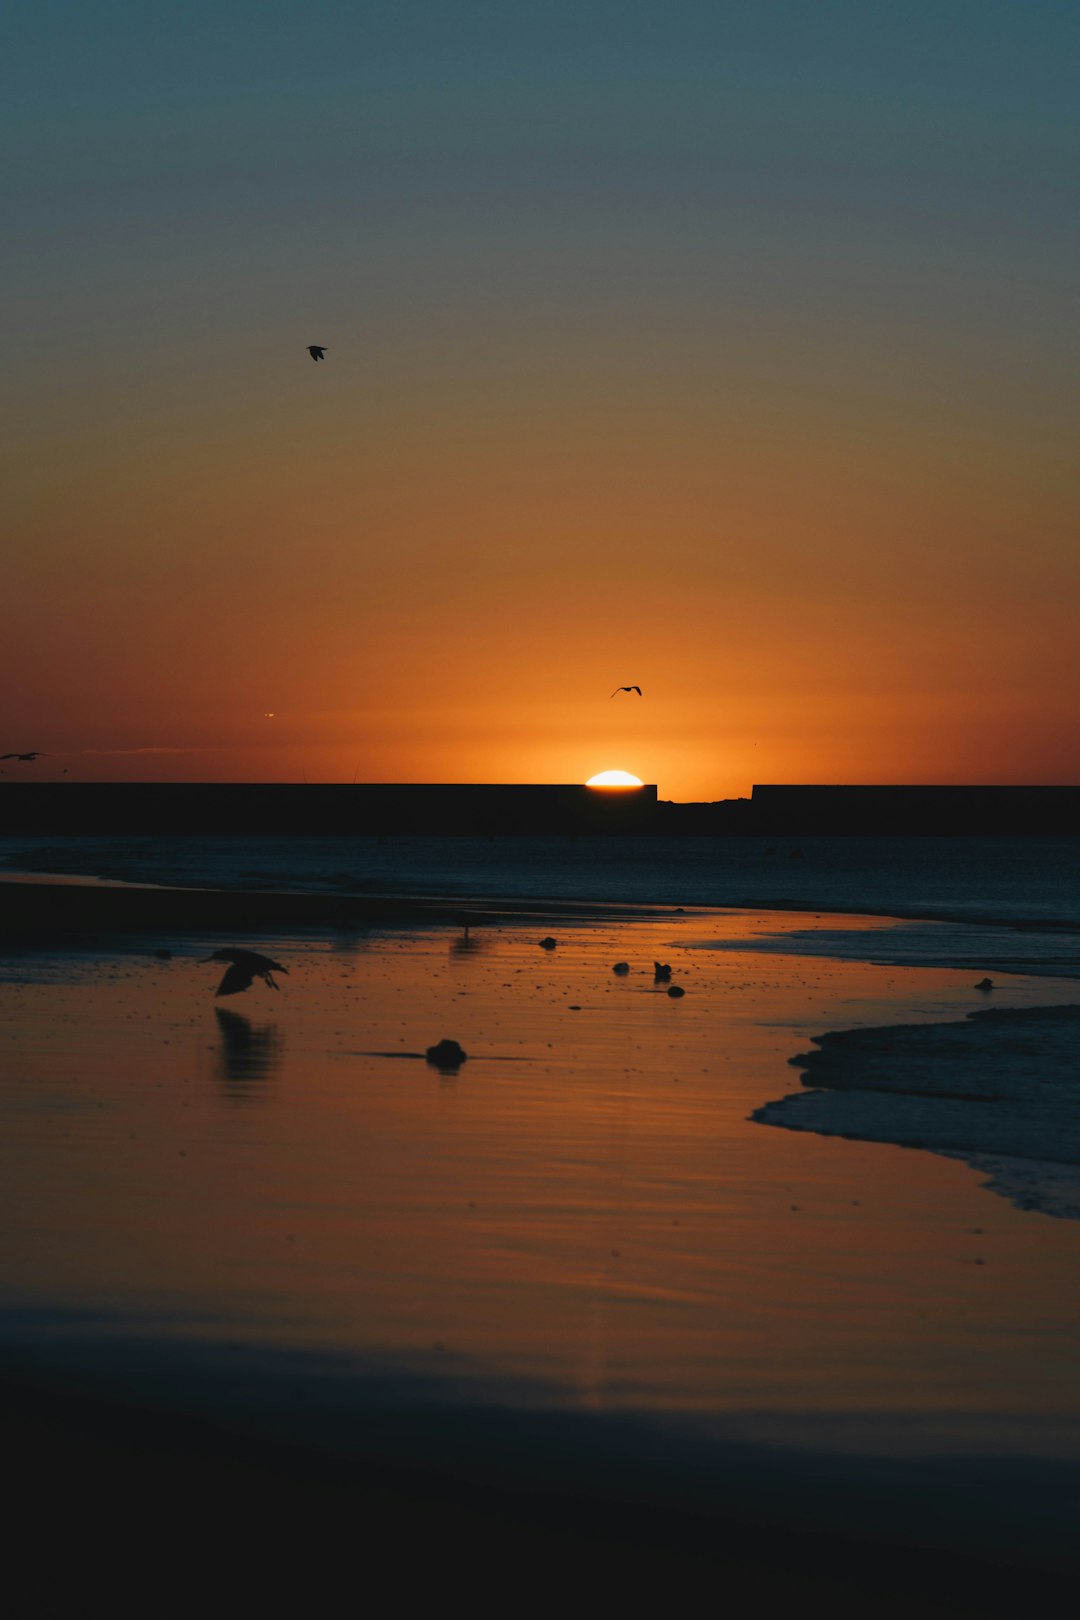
{"left": 3, "top": 832, "right": 1079, "bottom": 981}
{"left": 2, "top": 833, "right": 1079, "bottom": 925}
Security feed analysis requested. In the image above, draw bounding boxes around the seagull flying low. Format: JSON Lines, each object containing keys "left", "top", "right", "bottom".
{"left": 610, "top": 686, "right": 642, "bottom": 698}
{"left": 1, "top": 751, "right": 48, "bottom": 761}
{"left": 307, "top": 346, "right": 327, "bottom": 361}
{"left": 202, "top": 948, "right": 289, "bottom": 997}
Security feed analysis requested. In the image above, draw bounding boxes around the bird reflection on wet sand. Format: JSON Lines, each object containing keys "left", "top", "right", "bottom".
{"left": 214, "top": 1006, "right": 283, "bottom": 1099}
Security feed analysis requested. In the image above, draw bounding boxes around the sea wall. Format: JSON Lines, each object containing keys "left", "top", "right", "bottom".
{"left": 0, "top": 783, "right": 658, "bottom": 837}
{"left": 749, "top": 785, "right": 1080, "bottom": 836}
{"left": 2, "top": 782, "right": 1076, "bottom": 837}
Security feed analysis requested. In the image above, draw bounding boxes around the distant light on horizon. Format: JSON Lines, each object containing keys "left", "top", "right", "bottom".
{"left": 586, "top": 770, "right": 644, "bottom": 789}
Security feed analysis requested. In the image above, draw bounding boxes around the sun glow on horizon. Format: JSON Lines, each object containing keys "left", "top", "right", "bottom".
{"left": 586, "top": 770, "right": 644, "bottom": 788}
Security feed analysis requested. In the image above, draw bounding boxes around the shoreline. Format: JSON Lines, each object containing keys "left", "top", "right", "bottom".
{"left": 0, "top": 873, "right": 674, "bottom": 937}
{"left": 3, "top": 868, "right": 1080, "bottom": 940}
{"left": 756, "top": 1004, "right": 1080, "bottom": 1220}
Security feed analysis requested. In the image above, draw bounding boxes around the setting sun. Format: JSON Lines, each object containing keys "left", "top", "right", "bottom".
{"left": 586, "top": 770, "right": 644, "bottom": 788}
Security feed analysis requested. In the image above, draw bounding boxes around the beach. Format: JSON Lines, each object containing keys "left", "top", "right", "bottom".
{"left": 10, "top": 0, "right": 1080, "bottom": 1598}
{"left": 3, "top": 858, "right": 1080, "bottom": 1605}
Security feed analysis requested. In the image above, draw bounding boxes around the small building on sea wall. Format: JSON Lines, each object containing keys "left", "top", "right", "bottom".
{"left": 747, "top": 784, "right": 1080, "bottom": 836}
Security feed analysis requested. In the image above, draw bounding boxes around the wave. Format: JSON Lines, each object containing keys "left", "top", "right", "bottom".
{"left": 2, "top": 833, "right": 1080, "bottom": 934}
{"left": 755, "top": 1005, "right": 1080, "bottom": 1219}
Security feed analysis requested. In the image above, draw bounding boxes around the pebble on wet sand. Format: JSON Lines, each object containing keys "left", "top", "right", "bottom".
{"left": 425, "top": 1039, "right": 468, "bottom": 1069}
{"left": 667, "top": 985, "right": 686, "bottom": 998}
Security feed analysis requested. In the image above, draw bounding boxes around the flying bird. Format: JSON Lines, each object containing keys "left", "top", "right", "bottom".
{"left": 609, "top": 686, "right": 642, "bottom": 698}
{"left": 202, "top": 948, "right": 289, "bottom": 997}
{"left": 1, "top": 751, "right": 48, "bottom": 761}
{"left": 307, "top": 346, "right": 327, "bottom": 361}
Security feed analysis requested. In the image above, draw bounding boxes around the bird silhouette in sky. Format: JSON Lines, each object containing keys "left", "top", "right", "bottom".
{"left": 1, "top": 751, "right": 48, "bottom": 761}
{"left": 610, "top": 686, "right": 642, "bottom": 698}
{"left": 202, "top": 948, "right": 289, "bottom": 997}
{"left": 307, "top": 346, "right": 327, "bottom": 361}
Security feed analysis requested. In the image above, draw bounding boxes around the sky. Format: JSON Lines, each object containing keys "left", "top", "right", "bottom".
{"left": 3, "top": 1, "right": 1078, "bottom": 799}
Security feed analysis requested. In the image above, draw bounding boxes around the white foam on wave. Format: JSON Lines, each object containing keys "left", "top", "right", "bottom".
{"left": 3, "top": 833, "right": 1080, "bottom": 930}
{"left": 686, "top": 918, "right": 1080, "bottom": 978}
{"left": 755, "top": 1006, "right": 1080, "bottom": 1220}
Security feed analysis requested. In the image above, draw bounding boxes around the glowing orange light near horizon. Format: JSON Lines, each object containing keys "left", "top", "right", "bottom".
{"left": 586, "top": 770, "right": 644, "bottom": 788}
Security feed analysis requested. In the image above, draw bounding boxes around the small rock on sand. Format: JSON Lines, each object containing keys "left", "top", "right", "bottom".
{"left": 539, "top": 937, "right": 558, "bottom": 950}
{"left": 667, "top": 985, "right": 686, "bottom": 998}
{"left": 425, "top": 1039, "right": 468, "bottom": 1069}
{"left": 613, "top": 962, "right": 630, "bottom": 974}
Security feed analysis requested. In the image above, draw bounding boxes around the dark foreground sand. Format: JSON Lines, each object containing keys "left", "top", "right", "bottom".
{"left": 5, "top": 1361, "right": 1076, "bottom": 1612}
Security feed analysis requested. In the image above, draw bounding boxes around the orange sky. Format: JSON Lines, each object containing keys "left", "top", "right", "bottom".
{"left": 5, "top": 4, "right": 1079, "bottom": 800}
{"left": 6, "top": 357, "right": 1077, "bottom": 799}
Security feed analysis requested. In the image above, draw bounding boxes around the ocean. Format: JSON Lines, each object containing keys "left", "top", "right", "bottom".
{"left": 3, "top": 832, "right": 1079, "bottom": 978}
{"left": 2, "top": 832, "right": 1079, "bottom": 922}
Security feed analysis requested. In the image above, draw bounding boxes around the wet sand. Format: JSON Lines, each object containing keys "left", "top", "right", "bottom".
{"left": 0, "top": 870, "right": 665, "bottom": 934}
{"left": 3, "top": 904, "right": 1080, "bottom": 1603}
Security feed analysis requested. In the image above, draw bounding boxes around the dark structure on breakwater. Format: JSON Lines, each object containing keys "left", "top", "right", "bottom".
{"left": 746, "top": 784, "right": 1080, "bottom": 836}
{"left": 0, "top": 782, "right": 1076, "bottom": 838}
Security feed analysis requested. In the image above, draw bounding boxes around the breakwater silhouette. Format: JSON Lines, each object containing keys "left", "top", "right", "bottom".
{"left": 0, "top": 783, "right": 657, "bottom": 836}
{"left": 1, "top": 782, "right": 1077, "bottom": 837}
